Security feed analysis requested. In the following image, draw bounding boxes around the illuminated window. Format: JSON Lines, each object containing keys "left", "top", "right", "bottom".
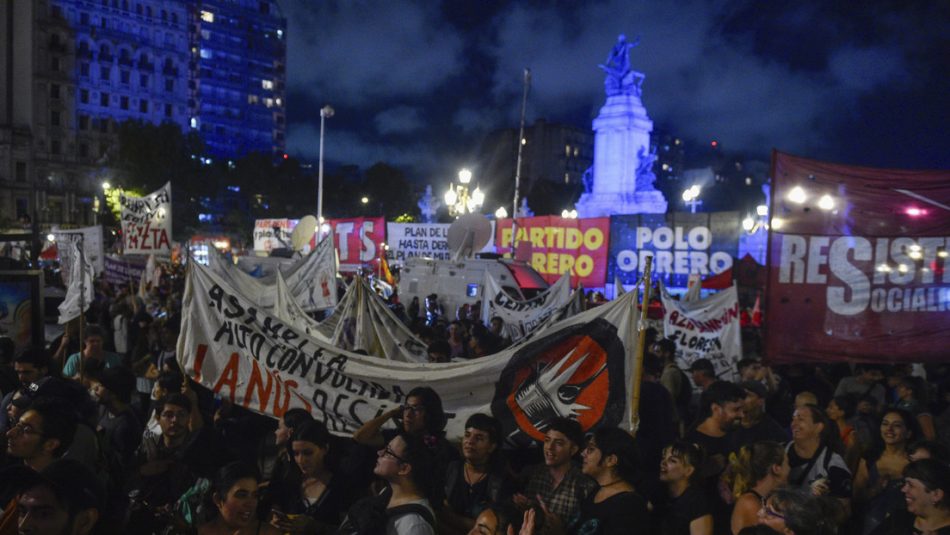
{"left": 247, "top": 94, "right": 259, "bottom": 104}
{"left": 275, "top": 98, "right": 282, "bottom": 106}
{"left": 200, "top": 49, "right": 212, "bottom": 59}
{"left": 261, "top": 79, "right": 273, "bottom": 90}
{"left": 565, "top": 145, "right": 570, "bottom": 157}
{"left": 263, "top": 98, "right": 274, "bottom": 108}
{"left": 200, "top": 10, "right": 214, "bottom": 23}
{"left": 190, "top": 117, "right": 198, "bottom": 128}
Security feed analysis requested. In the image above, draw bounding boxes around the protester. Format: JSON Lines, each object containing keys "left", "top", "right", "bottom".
{"left": 465, "top": 504, "right": 515, "bottom": 535}
{"left": 12, "top": 459, "right": 109, "bottom": 535}
{"left": 269, "top": 420, "right": 350, "bottom": 532}
{"left": 835, "top": 365, "right": 886, "bottom": 409}
{"left": 894, "top": 459, "right": 950, "bottom": 535}
{"left": 268, "top": 407, "right": 313, "bottom": 482}
{"left": 825, "top": 396, "right": 857, "bottom": 453}
{"left": 513, "top": 417, "right": 595, "bottom": 526}
{"left": 62, "top": 326, "right": 123, "bottom": 380}
{"left": 5, "top": 397, "right": 77, "bottom": 472}
{"left": 653, "top": 441, "right": 712, "bottom": 535}
{"left": 853, "top": 408, "right": 920, "bottom": 534}
{"left": 728, "top": 441, "right": 789, "bottom": 535}
{"left": 894, "top": 376, "right": 937, "bottom": 441}
{"left": 441, "top": 413, "right": 514, "bottom": 535}
{"left": 198, "top": 462, "right": 281, "bottom": 535}
{"left": 785, "top": 405, "right": 851, "bottom": 520}
{"left": 757, "top": 488, "right": 838, "bottom": 535}
{"left": 90, "top": 365, "right": 143, "bottom": 477}
{"left": 907, "top": 440, "right": 950, "bottom": 464}
{"left": 653, "top": 338, "right": 690, "bottom": 430}
{"left": 688, "top": 359, "right": 718, "bottom": 391}
{"left": 737, "top": 380, "right": 788, "bottom": 444}
{"left": 0, "top": 348, "right": 51, "bottom": 434}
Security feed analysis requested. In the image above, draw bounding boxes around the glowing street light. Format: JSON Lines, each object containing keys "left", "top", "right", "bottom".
{"left": 317, "top": 104, "right": 335, "bottom": 233}
{"left": 788, "top": 186, "right": 807, "bottom": 204}
{"left": 817, "top": 194, "right": 835, "bottom": 211}
{"left": 682, "top": 185, "right": 702, "bottom": 213}
{"left": 360, "top": 196, "right": 369, "bottom": 204}
{"left": 445, "top": 168, "right": 483, "bottom": 216}
{"left": 101, "top": 181, "right": 111, "bottom": 190}
{"left": 742, "top": 216, "right": 755, "bottom": 231}
{"left": 495, "top": 206, "right": 508, "bottom": 219}
{"left": 756, "top": 204, "right": 768, "bottom": 216}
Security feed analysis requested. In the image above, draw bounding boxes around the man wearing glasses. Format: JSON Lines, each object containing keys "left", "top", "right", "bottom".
{"left": 5, "top": 397, "right": 77, "bottom": 472}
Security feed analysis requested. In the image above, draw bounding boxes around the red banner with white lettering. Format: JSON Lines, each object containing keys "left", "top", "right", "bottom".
{"left": 766, "top": 151, "right": 950, "bottom": 364}
{"left": 496, "top": 216, "right": 610, "bottom": 287}
{"left": 324, "top": 217, "right": 386, "bottom": 273}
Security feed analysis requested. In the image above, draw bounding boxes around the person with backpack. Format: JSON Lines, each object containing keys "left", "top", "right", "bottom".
{"left": 338, "top": 432, "right": 439, "bottom": 535}
{"left": 653, "top": 338, "right": 692, "bottom": 433}
{"left": 786, "top": 404, "right": 852, "bottom": 524}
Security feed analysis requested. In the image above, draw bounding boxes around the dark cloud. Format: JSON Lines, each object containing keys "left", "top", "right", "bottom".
{"left": 282, "top": 0, "right": 948, "bottom": 176}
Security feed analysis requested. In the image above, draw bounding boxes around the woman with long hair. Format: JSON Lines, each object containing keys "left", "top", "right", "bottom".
{"left": 197, "top": 462, "right": 280, "bottom": 535}
{"left": 894, "top": 376, "right": 936, "bottom": 441}
{"left": 269, "top": 420, "right": 350, "bottom": 533}
{"left": 786, "top": 405, "right": 851, "bottom": 519}
{"left": 652, "top": 441, "right": 713, "bottom": 535}
{"left": 728, "top": 441, "right": 789, "bottom": 534}
{"left": 853, "top": 408, "right": 920, "bottom": 535}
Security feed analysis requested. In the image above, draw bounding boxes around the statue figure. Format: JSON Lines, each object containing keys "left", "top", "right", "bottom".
{"left": 634, "top": 145, "right": 659, "bottom": 192}
{"left": 417, "top": 184, "right": 441, "bottom": 223}
{"left": 599, "top": 34, "right": 645, "bottom": 97}
{"left": 516, "top": 197, "right": 534, "bottom": 218}
{"left": 581, "top": 167, "right": 594, "bottom": 194}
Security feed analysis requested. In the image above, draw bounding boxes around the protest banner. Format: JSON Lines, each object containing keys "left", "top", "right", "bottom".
{"left": 58, "top": 242, "right": 94, "bottom": 324}
{"left": 52, "top": 226, "right": 104, "bottom": 276}
{"left": 481, "top": 272, "right": 574, "bottom": 343}
{"left": 386, "top": 222, "right": 495, "bottom": 262}
{"left": 119, "top": 182, "right": 172, "bottom": 254}
{"left": 326, "top": 217, "right": 386, "bottom": 272}
{"left": 495, "top": 216, "right": 610, "bottom": 287}
{"left": 206, "top": 236, "right": 338, "bottom": 312}
{"left": 254, "top": 218, "right": 297, "bottom": 253}
{"left": 660, "top": 282, "right": 742, "bottom": 381}
{"left": 178, "top": 262, "right": 640, "bottom": 441}
{"left": 608, "top": 212, "right": 739, "bottom": 288}
{"left": 103, "top": 255, "right": 147, "bottom": 286}
{"left": 275, "top": 274, "right": 427, "bottom": 362}
{"left": 766, "top": 151, "right": 950, "bottom": 364}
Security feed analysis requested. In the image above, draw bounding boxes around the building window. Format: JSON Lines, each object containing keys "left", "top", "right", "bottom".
{"left": 261, "top": 79, "right": 273, "bottom": 90}
{"left": 51, "top": 140, "right": 61, "bottom": 155}
{"left": 200, "top": 10, "right": 213, "bottom": 23}
{"left": 50, "top": 111, "right": 60, "bottom": 126}
{"left": 165, "top": 78, "right": 174, "bottom": 91}
{"left": 146, "top": 6, "right": 152, "bottom": 17}
{"left": 80, "top": 89, "right": 89, "bottom": 103}
{"left": 171, "top": 12, "right": 178, "bottom": 23}
{"left": 15, "top": 162, "right": 26, "bottom": 182}
{"left": 164, "top": 103, "right": 172, "bottom": 117}
{"left": 140, "top": 73, "right": 148, "bottom": 87}
{"left": 161, "top": 9, "right": 167, "bottom": 21}
{"left": 80, "top": 12, "right": 90, "bottom": 25}
{"left": 139, "top": 100, "right": 148, "bottom": 113}
{"left": 200, "top": 48, "right": 212, "bottom": 59}
{"left": 99, "top": 119, "right": 109, "bottom": 133}
{"left": 50, "top": 57, "right": 60, "bottom": 71}
{"left": 79, "top": 115, "right": 89, "bottom": 130}
{"left": 80, "top": 143, "right": 89, "bottom": 158}
{"left": 247, "top": 94, "right": 258, "bottom": 104}
{"left": 100, "top": 66, "right": 110, "bottom": 80}
{"left": 121, "top": 70, "right": 130, "bottom": 84}
{"left": 81, "top": 62, "right": 90, "bottom": 76}
{"left": 101, "top": 92, "right": 110, "bottom": 106}
{"left": 50, "top": 84, "right": 60, "bottom": 99}
{"left": 120, "top": 96, "right": 129, "bottom": 109}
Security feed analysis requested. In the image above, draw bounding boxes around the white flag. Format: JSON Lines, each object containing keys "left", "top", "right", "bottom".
{"left": 58, "top": 242, "right": 94, "bottom": 324}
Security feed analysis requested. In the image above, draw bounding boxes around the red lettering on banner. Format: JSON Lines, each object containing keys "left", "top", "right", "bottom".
{"left": 213, "top": 352, "right": 241, "bottom": 402}
{"left": 192, "top": 344, "right": 208, "bottom": 382}
{"left": 244, "top": 359, "right": 273, "bottom": 412}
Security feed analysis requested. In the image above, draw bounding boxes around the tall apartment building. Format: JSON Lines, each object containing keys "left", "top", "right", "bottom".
{"left": 0, "top": 0, "right": 285, "bottom": 230}
{"left": 194, "top": 0, "right": 286, "bottom": 159}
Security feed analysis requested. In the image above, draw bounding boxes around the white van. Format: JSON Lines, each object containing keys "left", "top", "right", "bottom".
{"left": 398, "top": 255, "right": 548, "bottom": 320}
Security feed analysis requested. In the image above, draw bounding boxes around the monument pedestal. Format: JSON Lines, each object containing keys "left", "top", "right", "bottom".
{"left": 574, "top": 72, "right": 668, "bottom": 217}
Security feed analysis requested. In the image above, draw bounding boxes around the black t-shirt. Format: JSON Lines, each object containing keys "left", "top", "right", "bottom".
{"left": 568, "top": 490, "right": 649, "bottom": 535}
{"left": 652, "top": 485, "right": 711, "bottom": 535}
{"left": 683, "top": 429, "right": 737, "bottom": 534}
{"left": 445, "top": 460, "right": 514, "bottom": 519}
{"left": 735, "top": 415, "right": 788, "bottom": 445}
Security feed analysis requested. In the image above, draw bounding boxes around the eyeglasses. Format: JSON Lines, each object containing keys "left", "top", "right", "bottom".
{"left": 760, "top": 498, "right": 785, "bottom": 520}
{"left": 381, "top": 445, "right": 407, "bottom": 464}
{"left": 402, "top": 404, "right": 425, "bottom": 414}
{"left": 160, "top": 410, "right": 188, "bottom": 421}
{"left": 9, "top": 422, "right": 42, "bottom": 436}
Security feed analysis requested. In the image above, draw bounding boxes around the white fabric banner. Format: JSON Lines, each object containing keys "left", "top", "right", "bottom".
{"left": 53, "top": 226, "right": 104, "bottom": 277}
{"left": 119, "top": 182, "right": 172, "bottom": 254}
{"left": 275, "top": 275, "right": 427, "bottom": 362}
{"left": 481, "top": 273, "right": 574, "bottom": 343}
{"left": 207, "top": 236, "right": 338, "bottom": 311}
{"left": 386, "top": 222, "right": 495, "bottom": 262}
{"left": 178, "top": 263, "right": 640, "bottom": 442}
{"left": 58, "top": 241, "right": 94, "bottom": 324}
{"left": 660, "top": 282, "right": 742, "bottom": 382}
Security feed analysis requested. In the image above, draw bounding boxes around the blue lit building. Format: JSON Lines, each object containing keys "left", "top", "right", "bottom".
{"left": 193, "top": 0, "right": 287, "bottom": 159}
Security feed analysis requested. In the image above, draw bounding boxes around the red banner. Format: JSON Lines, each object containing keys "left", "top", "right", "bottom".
{"left": 765, "top": 151, "right": 950, "bottom": 364}
{"left": 326, "top": 217, "right": 386, "bottom": 273}
{"left": 496, "top": 216, "right": 610, "bottom": 287}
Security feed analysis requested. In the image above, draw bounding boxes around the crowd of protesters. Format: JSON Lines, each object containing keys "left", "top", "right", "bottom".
{"left": 1, "top": 265, "right": 950, "bottom": 535}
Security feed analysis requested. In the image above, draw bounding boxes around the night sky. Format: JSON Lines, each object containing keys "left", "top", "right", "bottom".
{"left": 280, "top": 1, "right": 948, "bottom": 183}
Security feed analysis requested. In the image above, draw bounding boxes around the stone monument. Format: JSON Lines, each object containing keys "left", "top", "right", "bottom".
{"left": 575, "top": 34, "right": 667, "bottom": 217}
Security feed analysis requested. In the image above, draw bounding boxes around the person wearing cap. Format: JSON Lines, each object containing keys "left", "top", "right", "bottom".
{"left": 91, "top": 366, "right": 143, "bottom": 475}
{"left": 735, "top": 380, "right": 788, "bottom": 444}
{"left": 12, "top": 459, "right": 107, "bottom": 535}
{"left": 61, "top": 326, "right": 123, "bottom": 382}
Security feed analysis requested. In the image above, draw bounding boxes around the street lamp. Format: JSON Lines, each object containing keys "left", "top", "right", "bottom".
{"left": 317, "top": 105, "right": 334, "bottom": 236}
{"left": 495, "top": 206, "right": 508, "bottom": 219}
{"left": 361, "top": 196, "right": 369, "bottom": 204}
{"left": 444, "top": 168, "right": 484, "bottom": 216}
{"left": 682, "top": 185, "right": 702, "bottom": 213}
{"left": 561, "top": 209, "right": 578, "bottom": 219}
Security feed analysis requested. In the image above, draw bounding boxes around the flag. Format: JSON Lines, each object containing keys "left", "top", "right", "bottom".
{"left": 58, "top": 242, "right": 94, "bottom": 324}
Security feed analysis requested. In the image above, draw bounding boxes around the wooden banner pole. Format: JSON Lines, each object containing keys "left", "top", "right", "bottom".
{"left": 629, "top": 255, "right": 653, "bottom": 436}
